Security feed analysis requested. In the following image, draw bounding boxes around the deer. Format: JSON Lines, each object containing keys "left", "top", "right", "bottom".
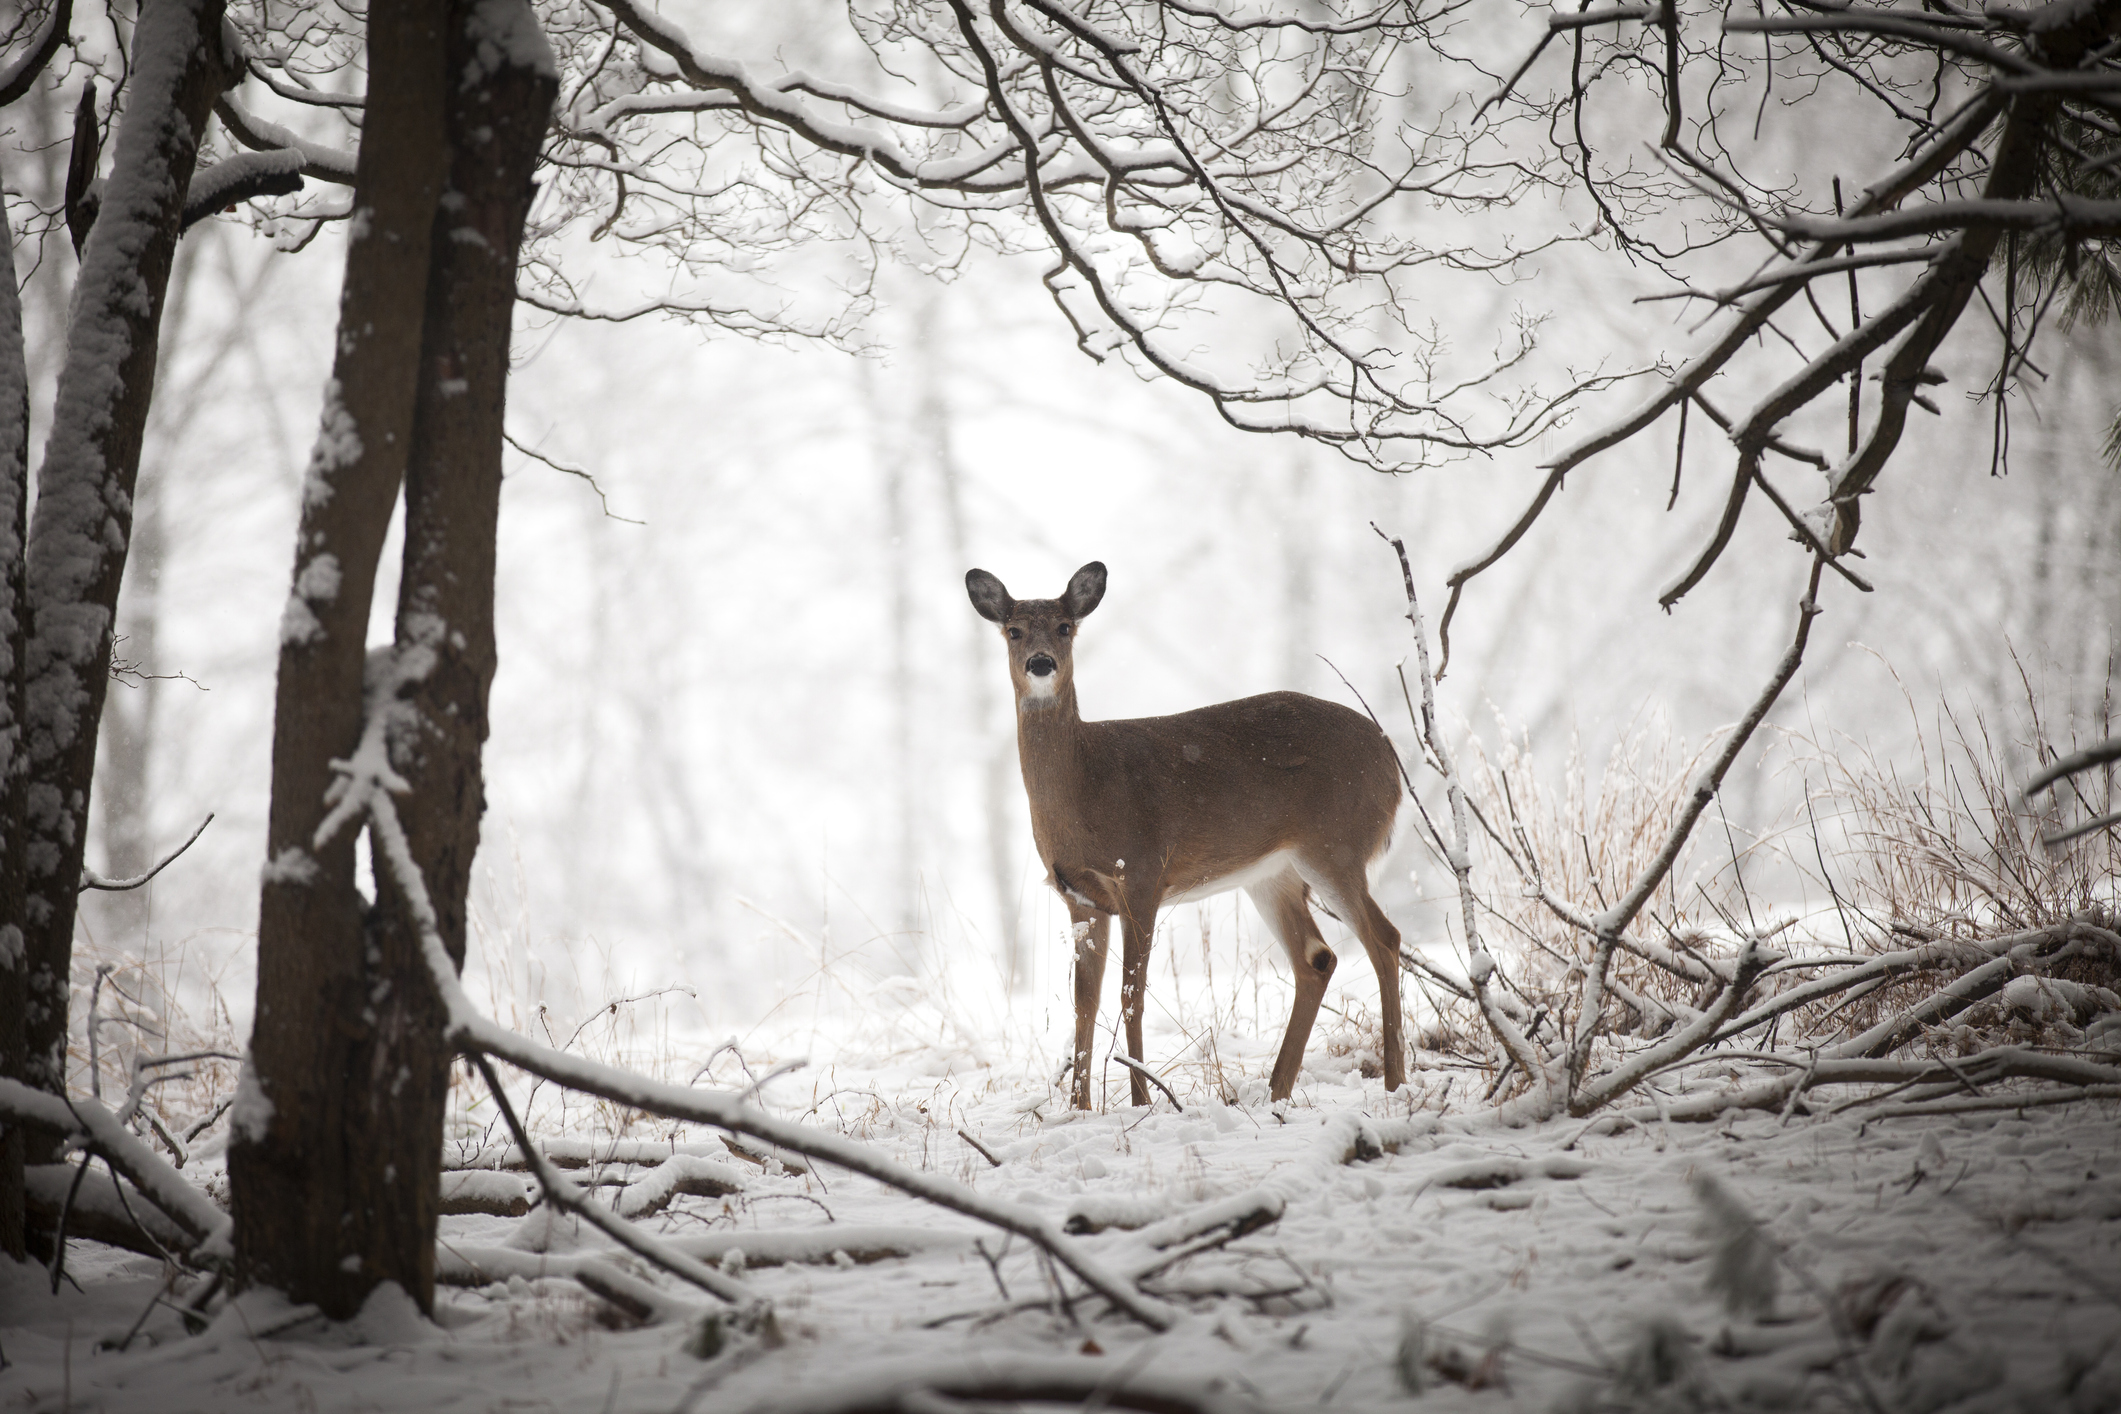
{"left": 966, "top": 561, "right": 1407, "bottom": 1109}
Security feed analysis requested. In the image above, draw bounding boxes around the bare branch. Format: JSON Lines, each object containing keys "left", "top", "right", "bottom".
{"left": 0, "top": 0, "right": 70, "bottom": 107}
{"left": 80, "top": 813, "right": 213, "bottom": 892}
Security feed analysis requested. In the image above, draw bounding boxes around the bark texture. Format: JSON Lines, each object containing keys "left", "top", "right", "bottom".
{"left": 229, "top": 0, "right": 450, "bottom": 1316}
{"left": 19, "top": 0, "right": 230, "bottom": 1097}
{"left": 0, "top": 156, "right": 29, "bottom": 1261}
{"left": 364, "top": 0, "right": 556, "bottom": 1311}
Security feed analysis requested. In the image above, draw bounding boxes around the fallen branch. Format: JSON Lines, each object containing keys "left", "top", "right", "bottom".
{"left": 0, "top": 1080, "right": 229, "bottom": 1257}
{"left": 741, "top": 1353, "right": 1262, "bottom": 1414}
{"left": 438, "top": 1226, "right": 964, "bottom": 1290}
{"left": 439, "top": 1170, "right": 537, "bottom": 1218}
{"left": 434, "top": 1243, "right": 704, "bottom": 1324}
{"left": 24, "top": 1163, "right": 194, "bottom": 1261}
{"left": 612, "top": 1153, "right": 745, "bottom": 1220}
{"left": 573, "top": 1256, "right": 702, "bottom": 1325}
{"left": 469, "top": 1054, "right": 757, "bottom": 1309}
{"left": 1571, "top": 938, "right": 1777, "bottom": 1115}
{"left": 1591, "top": 1044, "right": 2121, "bottom": 1128}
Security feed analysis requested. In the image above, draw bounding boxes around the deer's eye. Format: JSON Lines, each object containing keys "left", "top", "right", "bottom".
{"left": 1057, "top": 623, "right": 1072, "bottom": 637}
{"left": 1007, "top": 627, "right": 1024, "bottom": 641}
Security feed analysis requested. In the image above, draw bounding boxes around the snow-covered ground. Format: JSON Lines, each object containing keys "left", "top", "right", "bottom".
{"left": 4, "top": 1047, "right": 2118, "bottom": 1414}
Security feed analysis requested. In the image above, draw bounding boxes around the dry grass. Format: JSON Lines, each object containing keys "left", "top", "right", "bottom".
{"left": 1789, "top": 687, "right": 2119, "bottom": 941}
{"left": 66, "top": 930, "right": 244, "bottom": 1162}
{"left": 1384, "top": 674, "right": 2121, "bottom": 1092}
{"left": 1778, "top": 678, "right": 2121, "bottom": 1052}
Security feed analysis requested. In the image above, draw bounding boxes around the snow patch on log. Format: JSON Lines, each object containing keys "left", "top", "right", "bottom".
{"left": 611, "top": 1154, "right": 745, "bottom": 1219}
{"left": 440, "top": 1169, "right": 537, "bottom": 1217}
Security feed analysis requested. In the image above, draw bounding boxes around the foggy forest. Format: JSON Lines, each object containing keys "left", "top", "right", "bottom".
{"left": 1, "top": 1, "right": 2119, "bottom": 1410}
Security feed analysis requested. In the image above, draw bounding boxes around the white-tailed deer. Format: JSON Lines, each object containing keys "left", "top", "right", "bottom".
{"left": 966, "top": 561, "right": 1406, "bottom": 1108}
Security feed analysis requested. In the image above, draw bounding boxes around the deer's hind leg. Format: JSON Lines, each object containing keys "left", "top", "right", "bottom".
{"left": 1247, "top": 869, "right": 1337, "bottom": 1102}
{"left": 1067, "top": 902, "right": 1111, "bottom": 1110}
{"left": 1303, "top": 862, "right": 1407, "bottom": 1092}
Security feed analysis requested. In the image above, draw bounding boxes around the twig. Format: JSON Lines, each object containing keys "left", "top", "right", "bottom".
{"left": 2023, "top": 738, "right": 2121, "bottom": 797}
{"left": 80, "top": 813, "right": 214, "bottom": 892}
{"left": 1376, "top": 525, "right": 1555, "bottom": 1112}
{"left": 1107, "top": 1053, "right": 1183, "bottom": 1111}
{"left": 972, "top": 1237, "right": 1012, "bottom": 1300}
{"left": 957, "top": 1130, "right": 1004, "bottom": 1167}
{"left": 469, "top": 1054, "right": 757, "bottom": 1309}
{"left": 183, "top": 1097, "right": 234, "bottom": 1143}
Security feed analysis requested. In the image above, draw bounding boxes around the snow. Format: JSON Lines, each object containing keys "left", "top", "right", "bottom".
{"left": 229, "top": 1059, "right": 274, "bottom": 1144}
{"left": 4, "top": 1043, "right": 2119, "bottom": 1412}
{"left": 259, "top": 846, "right": 319, "bottom": 886}
{"left": 293, "top": 551, "right": 342, "bottom": 605}
{"left": 464, "top": 0, "right": 559, "bottom": 84}
{"left": 301, "top": 379, "right": 360, "bottom": 508}
{"left": 276, "top": 592, "right": 322, "bottom": 645}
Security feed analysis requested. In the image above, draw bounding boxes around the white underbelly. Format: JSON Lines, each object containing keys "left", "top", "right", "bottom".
{"left": 1160, "top": 848, "right": 1298, "bottom": 906}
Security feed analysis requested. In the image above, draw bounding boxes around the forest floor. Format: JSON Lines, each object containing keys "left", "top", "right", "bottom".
{"left": 2, "top": 1046, "right": 2118, "bottom": 1414}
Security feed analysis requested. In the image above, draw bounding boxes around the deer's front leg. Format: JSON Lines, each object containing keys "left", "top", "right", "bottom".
{"left": 1117, "top": 892, "right": 1156, "bottom": 1108}
{"left": 1068, "top": 904, "right": 1111, "bottom": 1110}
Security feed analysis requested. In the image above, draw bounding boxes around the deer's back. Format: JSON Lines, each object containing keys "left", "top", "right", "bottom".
{"left": 1073, "top": 691, "right": 1400, "bottom": 886}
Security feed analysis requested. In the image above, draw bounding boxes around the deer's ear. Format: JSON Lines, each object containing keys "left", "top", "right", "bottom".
{"left": 1063, "top": 561, "right": 1107, "bottom": 619}
{"left": 966, "top": 569, "right": 1013, "bottom": 623}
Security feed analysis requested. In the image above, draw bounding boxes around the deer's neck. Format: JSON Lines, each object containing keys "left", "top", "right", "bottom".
{"left": 1014, "top": 684, "right": 1089, "bottom": 806}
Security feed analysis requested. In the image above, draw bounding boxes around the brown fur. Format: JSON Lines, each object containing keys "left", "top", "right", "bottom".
{"left": 967, "top": 562, "right": 1406, "bottom": 1106}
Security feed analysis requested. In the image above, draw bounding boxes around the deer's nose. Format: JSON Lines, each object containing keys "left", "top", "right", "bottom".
{"left": 1026, "top": 654, "right": 1057, "bottom": 677}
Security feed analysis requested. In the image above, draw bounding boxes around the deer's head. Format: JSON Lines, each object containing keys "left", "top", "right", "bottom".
{"left": 965, "top": 562, "right": 1106, "bottom": 709}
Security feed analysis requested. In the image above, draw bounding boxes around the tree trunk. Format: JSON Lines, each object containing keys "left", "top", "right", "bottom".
{"left": 364, "top": 0, "right": 556, "bottom": 1312}
{"left": 0, "top": 156, "right": 31, "bottom": 1261}
{"left": 17, "top": 0, "right": 230, "bottom": 1097}
{"left": 229, "top": 0, "right": 450, "bottom": 1317}
{"left": 231, "top": 0, "right": 553, "bottom": 1317}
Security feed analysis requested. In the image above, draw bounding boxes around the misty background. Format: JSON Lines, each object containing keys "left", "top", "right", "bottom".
{"left": 5, "top": 41, "right": 2116, "bottom": 1072}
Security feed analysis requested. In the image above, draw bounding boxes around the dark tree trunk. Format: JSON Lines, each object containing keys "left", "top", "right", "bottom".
{"left": 231, "top": 0, "right": 552, "bottom": 1317}
{"left": 362, "top": 0, "right": 555, "bottom": 1311}
{"left": 18, "top": 0, "right": 230, "bottom": 1097}
{"left": 0, "top": 157, "right": 31, "bottom": 1261}
{"left": 229, "top": 0, "right": 450, "bottom": 1317}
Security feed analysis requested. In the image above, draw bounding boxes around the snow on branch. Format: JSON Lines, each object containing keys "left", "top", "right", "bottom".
{"left": 181, "top": 152, "right": 305, "bottom": 230}
{"left": 0, "top": 0, "right": 69, "bottom": 107}
{"left": 212, "top": 96, "right": 357, "bottom": 184}
{"left": 0, "top": 1080, "right": 232, "bottom": 1258}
